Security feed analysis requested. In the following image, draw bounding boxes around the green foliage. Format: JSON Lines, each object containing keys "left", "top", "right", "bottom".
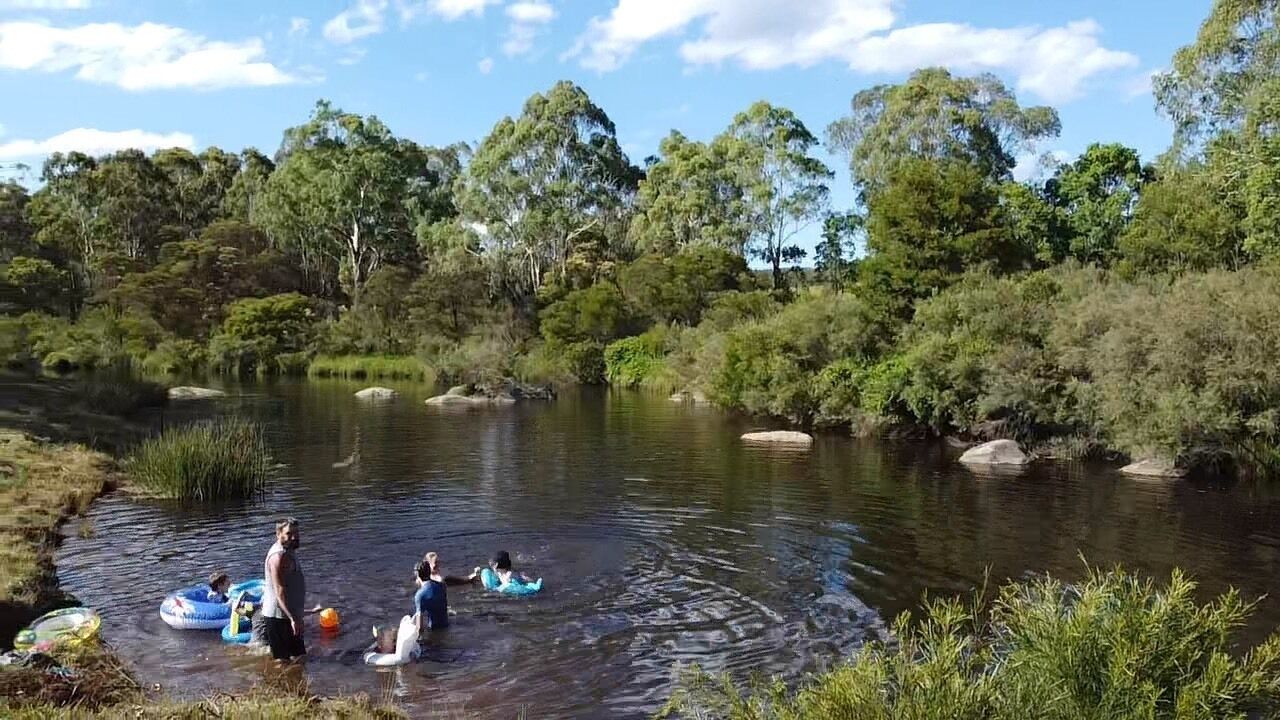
{"left": 307, "top": 355, "right": 432, "bottom": 381}
{"left": 539, "top": 282, "right": 635, "bottom": 345}
{"left": 1046, "top": 143, "right": 1150, "bottom": 265}
{"left": 127, "top": 418, "right": 271, "bottom": 501}
{"left": 705, "top": 292, "right": 880, "bottom": 424}
{"left": 859, "top": 157, "right": 1029, "bottom": 320}
{"left": 418, "top": 334, "right": 515, "bottom": 386}
{"left": 564, "top": 341, "right": 606, "bottom": 385}
{"left": 828, "top": 67, "right": 1060, "bottom": 196}
{"left": 73, "top": 376, "right": 168, "bottom": 417}
{"left": 618, "top": 246, "right": 747, "bottom": 326}
{"left": 604, "top": 329, "right": 669, "bottom": 388}
{"left": 1118, "top": 163, "right": 1245, "bottom": 274}
{"left": 0, "top": 256, "right": 69, "bottom": 314}
{"left": 208, "top": 293, "right": 315, "bottom": 375}
{"left": 141, "top": 339, "right": 207, "bottom": 375}
{"left": 664, "top": 565, "right": 1280, "bottom": 719}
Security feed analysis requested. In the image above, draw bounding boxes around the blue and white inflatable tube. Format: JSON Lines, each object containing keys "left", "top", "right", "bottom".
{"left": 160, "top": 579, "right": 264, "bottom": 631}
{"left": 221, "top": 580, "right": 266, "bottom": 643}
{"left": 480, "top": 568, "right": 543, "bottom": 596}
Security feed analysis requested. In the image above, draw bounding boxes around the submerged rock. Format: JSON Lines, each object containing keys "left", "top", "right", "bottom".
{"left": 445, "top": 385, "right": 470, "bottom": 397}
{"left": 670, "top": 390, "right": 711, "bottom": 404}
{"left": 168, "top": 386, "right": 225, "bottom": 400}
{"left": 425, "top": 394, "right": 489, "bottom": 407}
{"left": 354, "top": 387, "right": 398, "bottom": 400}
{"left": 1120, "top": 458, "right": 1186, "bottom": 478}
{"left": 741, "top": 431, "right": 814, "bottom": 446}
{"left": 959, "top": 439, "right": 1030, "bottom": 466}
{"left": 427, "top": 379, "right": 553, "bottom": 407}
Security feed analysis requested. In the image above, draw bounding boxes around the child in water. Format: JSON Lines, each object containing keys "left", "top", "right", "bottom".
{"left": 207, "top": 571, "right": 231, "bottom": 603}
{"left": 414, "top": 552, "right": 478, "bottom": 634}
{"left": 481, "top": 550, "right": 536, "bottom": 589}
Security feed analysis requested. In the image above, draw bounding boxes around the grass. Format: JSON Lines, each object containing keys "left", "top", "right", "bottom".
{"left": 307, "top": 354, "right": 434, "bottom": 382}
{"left": 0, "top": 431, "right": 116, "bottom": 648}
{"left": 661, "top": 563, "right": 1280, "bottom": 720}
{"left": 0, "top": 643, "right": 405, "bottom": 719}
{"left": 73, "top": 376, "right": 168, "bottom": 417}
{"left": 126, "top": 418, "right": 270, "bottom": 501}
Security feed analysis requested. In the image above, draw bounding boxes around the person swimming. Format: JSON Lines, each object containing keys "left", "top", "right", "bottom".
{"left": 481, "top": 550, "right": 538, "bottom": 590}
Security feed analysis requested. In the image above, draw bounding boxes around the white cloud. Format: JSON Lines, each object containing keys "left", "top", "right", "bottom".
{"left": 0, "top": 122, "right": 6, "bottom": 137}
{"left": 477, "top": 56, "right": 494, "bottom": 74}
{"left": 0, "top": 0, "right": 91, "bottom": 9}
{"left": 337, "top": 47, "right": 367, "bottom": 65}
{"left": 425, "top": 0, "right": 496, "bottom": 21}
{"left": 503, "top": 0, "right": 555, "bottom": 56}
{"left": 414, "top": 70, "right": 427, "bottom": 82}
{"left": 568, "top": 1, "right": 1137, "bottom": 102}
{"left": 507, "top": 1, "right": 554, "bottom": 23}
{"left": 0, "top": 21, "right": 299, "bottom": 90}
{"left": 0, "top": 127, "right": 195, "bottom": 160}
{"left": 289, "top": 17, "right": 310, "bottom": 37}
{"left": 324, "top": 0, "right": 386, "bottom": 44}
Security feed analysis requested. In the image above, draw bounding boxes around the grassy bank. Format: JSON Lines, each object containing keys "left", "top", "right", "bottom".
{"left": 306, "top": 354, "right": 434, "bottom": 382}
{"left": 0, "top": 431, "right": 117, "bottom": 648}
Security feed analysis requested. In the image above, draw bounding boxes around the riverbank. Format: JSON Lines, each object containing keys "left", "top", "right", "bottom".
{"left": 0, "top": 375, "right": 403, "bottom": 717}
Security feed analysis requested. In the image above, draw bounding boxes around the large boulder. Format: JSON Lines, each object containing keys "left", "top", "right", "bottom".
{"left": 741, "top": 431, "right": 814, "bottom": 446}
{"left": 168, "top": 386, "right": 225, "bottom": 400}
{"left": 959, "top": 439, "right": 1030, "bottom": 466}
{"left": 445, "top": 385, "right": 471, "bottom": 397}
{"left": 354, "top": 387, "right": 398, "bottom": 400}
{"left": 425, "top": 394, "right": 488, "bottom": 407}
{"left": 1120, "top": 458, "right": 1186, "bottom": 478}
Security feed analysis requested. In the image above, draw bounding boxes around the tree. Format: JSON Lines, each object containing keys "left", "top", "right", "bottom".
{"left": 259, "top": 100, "right": 433, "bottom": 306}
{"left": 0, "top": 181, "right": 33, "bottom": 260}
{"left": 1156, "top": 1, "right": 1280, "bottom": 258}
{"left": 0, "top": 256, "right": 68, "bottom": 314}
{"left": 209, "top": 292, "right": 316, "bottom": 374}
{"left": 220, "top": 148, "right": 275, "bottom": 225}
{"left": 618, "top": 245, "right": 746, "bottom": 325}
{"left": 27, "top": 152, "right": 102, "bottom": 310}
{"left": 827, "top": 68, "right": 1060, "bottom": 198}
{"left": 1118, "top": 164, "right": 1246, "bottom": 274}
{"left": 628, "top": 131, "right": 750, "bottom": 255}
{"left": 410, "top": 220, "right": 491, "bottom": 341}
{"left": 814, "top": 211, "right": 861, "bottom": 290}
{"left": 456, "top": 81, "right": 641, "bottom": 305}
{"left": 1046, "top": 143, "right": 1150, "bottom": 265}
{"left": 719, "top": 101, "right": 832, "bottom": 288}
{"left": 859, "top": 158, "right": 1029, "bottom": 320}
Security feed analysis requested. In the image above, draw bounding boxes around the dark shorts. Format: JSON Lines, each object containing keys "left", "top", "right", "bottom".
{"left": 262, "top": 616, "right": 305, "bottom": 661}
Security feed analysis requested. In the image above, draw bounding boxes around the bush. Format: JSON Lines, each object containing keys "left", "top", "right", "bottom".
{"left": 208, "top": 293, "right": 316, "bottom": 375}
{"left": 663, "top": 565, "right": 1280, "bottom": 720}
{"left": 419, "top": 334, "right": 514, "bottom": 386}
{"left": 604, "top": 328, "right": 670, "bottom": 388}
{"left": 539, "top": 282, "right": 637, "bottom": 345}
{"left": 307, "top": 355, "right": 432, "bottom": 381}
{"left": 127, "top": 418, "right": 271, "bottom": 501}
{"left": 513, "top": 340, "right": 576, "bottom": 385}
{"left": 565, "top": 341, "right": 606, "bottom": 385}
{"left": 141, "top": 339, "right": 207, "bottom": 375}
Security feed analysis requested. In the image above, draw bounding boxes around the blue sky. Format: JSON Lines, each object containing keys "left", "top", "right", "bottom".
{"left": 0, "top": 0, "right": 1212, "bottom": 246}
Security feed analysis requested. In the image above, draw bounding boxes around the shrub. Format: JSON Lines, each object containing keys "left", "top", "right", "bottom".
{"left": 565, "top": 341, "right": 606, "bottom": 385}
{"left": 663, "top": 565, "right": 1280, "bottom": 719}
{"left": 127, "top": 418, "right": 271, "bottom": 501}
{"left": 513, "top": 340, "right": 576, "bottom": 385}
{"left": 419, "top": 334, "right": 514, "bottom": 386}
{"left": 307, "top": 354, "right": 432, "bottom": 381}
{"left": 604, "top": 328, "right": 670, "bottom": 388}
{"left": 141, "top": 339, "right": 207, "bottom": 375}
{"left": 208, "top": 293, "right": 316, "bottom": 375}
{"left": 539, "top": 282, "right": 637, "bottom": 345}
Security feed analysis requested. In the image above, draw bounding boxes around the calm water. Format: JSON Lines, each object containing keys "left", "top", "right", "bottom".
{"left": 56, "top": 379, "right": 1280, "bottom": 718}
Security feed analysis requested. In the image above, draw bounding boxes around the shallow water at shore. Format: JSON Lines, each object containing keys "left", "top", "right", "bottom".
{"left": 56, "top": 379, "right": 1280, "bottom": 718}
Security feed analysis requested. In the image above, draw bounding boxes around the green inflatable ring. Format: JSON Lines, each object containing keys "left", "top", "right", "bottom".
{"left": 14, "top": 607, "right": 102, "bottom": 651}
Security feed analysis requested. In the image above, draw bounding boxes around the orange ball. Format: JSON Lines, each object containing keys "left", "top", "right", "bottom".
{"left": 319, "top": 608, "right": 340, "bottom": 629}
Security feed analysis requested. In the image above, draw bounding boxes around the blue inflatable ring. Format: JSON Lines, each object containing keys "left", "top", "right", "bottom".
{"left": 221, "top": 580, "right": 266, "bottom": 644}
{"left": 480, "top": 568, "right": 543, "bottom": 596}
{"left": 160, "top": 579, "right": 264, "bottom": 631}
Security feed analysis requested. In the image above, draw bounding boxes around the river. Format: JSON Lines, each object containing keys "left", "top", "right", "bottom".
{"left": 54, "top": 379, "right": 1280, "bottom": 718}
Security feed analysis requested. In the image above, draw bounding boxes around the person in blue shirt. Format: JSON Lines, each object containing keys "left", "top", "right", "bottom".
{"left": 413, "top": 552, "right": 478, "bottom": 635}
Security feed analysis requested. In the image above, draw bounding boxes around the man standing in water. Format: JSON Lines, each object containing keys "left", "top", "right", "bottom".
{"left": 262, "top": 517, "right": 306, "bottom": 662}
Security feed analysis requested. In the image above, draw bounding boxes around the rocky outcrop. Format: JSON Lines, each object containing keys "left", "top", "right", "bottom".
{"left": 959, "top": 439, "right": 1030, "bottom": 466}
{"left": 427, "top": 380, "right": 553, "bottom": 407}
{"left": 354, "top": 387, "right": 398, "bottom": 400}
{"left": 168, "top": 386, "right": 225, "bottom": 400}
{"left": 1120, "top": 458, "right": 1186, "bottom": 478}
{"left": 741, "top": 431, "right": 814, "bottom": 446}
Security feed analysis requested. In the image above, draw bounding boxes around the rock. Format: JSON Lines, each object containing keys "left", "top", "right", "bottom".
{"left": 425, "top": 394, "right": 487, "bottom": 407}
{"left": 959, "top": 439, "right": 1030, "bottom": 466}
{"left": 445, "top": 385, "right": 471, "bottom": 397}
{"left": 741, "top": 431, "right": 814, "bottom": 446}
{"left": 168, "top": 386, "right": 225, "bottom": 400}
{"left": 670, "top": 389, "right": 711, "bottom": 404}
{"left": 1120, "top": 458, "right": 1186, "bottom": 478}
{"left": 354, "top": 387, "right": 397, "bottom": 400}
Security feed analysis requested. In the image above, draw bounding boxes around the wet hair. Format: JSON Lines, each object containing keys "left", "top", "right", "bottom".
{"left": 208, "top": 571, "right": 229, "bottom": 591}
{"left": 415, "top": 560, "right": 431, "bottom": 582}
{"left": 275, "top": 517, "right": 299, "bottom": 533}
{"left": 490, "top": 551, "right": 512, "bottom": 571}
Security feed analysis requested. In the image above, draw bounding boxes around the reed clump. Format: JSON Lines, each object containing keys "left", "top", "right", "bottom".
{"left": 126, "top": 418, "right": 270, "bottom": 501}
{"left": 306, "top": 355, "right": 433, "bottom": 382}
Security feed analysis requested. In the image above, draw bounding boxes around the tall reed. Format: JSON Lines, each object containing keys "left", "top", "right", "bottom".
{"left": 127, "top": 418, "right": 270, "bottom": 501}
{"left": 307, "top": 355, "right": 434, "bottom": 382}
